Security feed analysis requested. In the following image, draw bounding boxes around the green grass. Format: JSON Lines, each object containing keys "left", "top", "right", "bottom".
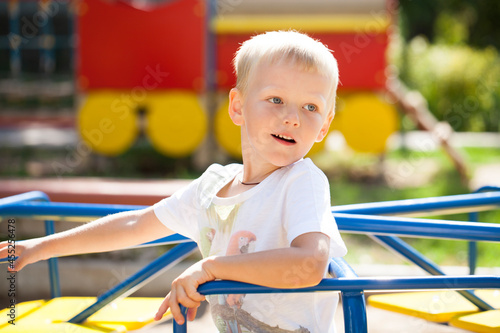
{"left": 320, "top": 146, "right": 500, "bottom": 267}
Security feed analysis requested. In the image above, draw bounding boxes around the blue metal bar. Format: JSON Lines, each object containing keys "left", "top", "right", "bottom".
{"left": 173, "top": 306, "right": 188, "bottom": 333}
{"left": 69, "top": 241, "right": 198, "bottom": 324}
{"left": 372, "top": 235, "right": 495, "bottom": 311}
{"left": 467, "top": 186, "right": 499, "bottom": 275}
{"left": 342, "top": 290, "right": 367, "bottom": 333}
{"left": 44, "top": 219, "right": 61, "bottom": 298}
{"left": 371, "top": 236, "right": 447, "bottom": 276}
{"left": 173, "top": 275, "right": 499, "bottom": 332}
{"left": 4, "top": 190, "right": 498, "bottom": 222}
{"left": 3, "top": 190, "right": 499, "bottom": 332}
{"left": 468, "top": 211, "right": 478, "bottom": 275}
{"left": 333, "top": 191, "right": 500, "bottom": 217}
{"left": 0, "top": 201, "right": 145, "bottom": 220}
{"left": 0, "top": 191, "right": 62, "bottom": 299}
{"left": 329, "top": 257, "right": 359, "bottom": 278}
{"left": 0, "top": 191, "right": 50, "bottom": 206}
{"left": 329, "top": 258, "right": 367, "bottom": 333}
{"left": 3, "top": 202, "right": 500, "bottom": 242}
{"left": 196, "top": 275, "right": 500, "bottom": 296}
{"left": 333, "top": 213, "right": 500, "bottom": 242}
{"left": 474, "top": 186, "right": 500, "bottom": 193}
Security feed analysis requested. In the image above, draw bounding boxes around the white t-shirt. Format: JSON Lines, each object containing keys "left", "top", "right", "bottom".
{"left": 154, "top": 158, "right": 347, "bottom": 333}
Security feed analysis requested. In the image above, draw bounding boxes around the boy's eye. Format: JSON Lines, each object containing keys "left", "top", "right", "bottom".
{"left": 304, "top": 104, "right": 317, "bottom": 112}
{"left": 269, "top": 97, "right": 282, "bottom": 104}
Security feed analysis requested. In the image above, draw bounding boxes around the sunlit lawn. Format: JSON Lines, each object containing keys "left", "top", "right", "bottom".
{"left": 322, "top": 147, "right": 500, "bottom": 267}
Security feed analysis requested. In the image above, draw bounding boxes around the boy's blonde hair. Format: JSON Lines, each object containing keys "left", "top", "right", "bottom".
{"left": 233, "top": 30, "right": 339, "bottom": 113}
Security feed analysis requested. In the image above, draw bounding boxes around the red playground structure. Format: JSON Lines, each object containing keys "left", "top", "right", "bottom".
{"left": 77, "top": 0, "right": 399, "bottom": 158}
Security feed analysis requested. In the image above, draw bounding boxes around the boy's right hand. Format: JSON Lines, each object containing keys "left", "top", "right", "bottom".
{"left": 155, "top": 258, "right": 215, "bottom": 325}
{"left": 0, "top": 238, "right": 47, "bottom": 272}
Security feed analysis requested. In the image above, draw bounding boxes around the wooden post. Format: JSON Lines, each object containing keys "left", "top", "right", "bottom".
{"left": 386, "top": 78, "right": 469, "bottom": 184}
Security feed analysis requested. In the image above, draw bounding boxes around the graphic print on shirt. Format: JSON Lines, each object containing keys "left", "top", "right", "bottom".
{"left": 204, "top": 203, "right": 311, "bottom": 333}
{"left": 200, "top": 226, "right": 216, "bottom": 257}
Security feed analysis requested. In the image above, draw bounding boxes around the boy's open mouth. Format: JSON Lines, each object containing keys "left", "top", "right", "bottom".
{"left": 272, "top": 134, "right": 296, "bottom": 144}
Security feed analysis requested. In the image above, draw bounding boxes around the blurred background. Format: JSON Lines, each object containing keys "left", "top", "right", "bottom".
{"left": 0, "top": 0, "right": 499, "bottom": 283}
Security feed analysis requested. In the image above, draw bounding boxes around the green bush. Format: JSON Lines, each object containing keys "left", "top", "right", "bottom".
{"left": 394, "top": 37, "right": 500, "bottom": 132}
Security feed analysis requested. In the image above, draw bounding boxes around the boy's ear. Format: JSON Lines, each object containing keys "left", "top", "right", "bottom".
{"left": 228, "top": 88, "right": 244, "bottom": 126}
{"left": 316, "top": 111, "right": 334, "bottom": 142}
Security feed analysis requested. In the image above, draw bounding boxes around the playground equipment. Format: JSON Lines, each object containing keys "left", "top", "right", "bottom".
{"left": 73, "top": 0, "right": 399, "bottom": 158}
{"left": 1, "top": 0, "right": 470, "bottom": 178}
{"left": 1, "top": 187, "right": 499, "bottom": 332}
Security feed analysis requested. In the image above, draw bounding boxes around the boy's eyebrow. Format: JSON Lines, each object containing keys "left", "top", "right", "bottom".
{"left": 260, "top": 86, "right": 328, "bottom": 105}
{"left": 261, "top": 85, "right": 326, "bottom": 98}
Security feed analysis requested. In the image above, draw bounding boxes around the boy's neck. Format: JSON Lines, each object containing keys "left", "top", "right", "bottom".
{"left": 216, "top": 163, "right": 279, "bottom": 198}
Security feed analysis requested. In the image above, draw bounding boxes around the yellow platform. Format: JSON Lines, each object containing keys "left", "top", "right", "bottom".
{"left": 450, "top": 310, "right": 500, "bottom": 333}
{"left": 0, "top": 297, "right": 171, "bottom": 332}
{"left": 368, "top": 290, "right": 500, "bottom": 323}
{"left": 0, "top": 322, "right": 126, "bottom": 333}
{"left": 0, "top": 300, "right": 45, "bottom": 326}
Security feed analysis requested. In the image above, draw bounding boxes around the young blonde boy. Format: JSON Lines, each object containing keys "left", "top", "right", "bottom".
{"left": 1, "top": 31, "right": 346, "bottom": 332}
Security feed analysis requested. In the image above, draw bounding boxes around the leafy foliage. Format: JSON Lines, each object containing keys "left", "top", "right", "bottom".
{"left": 395, "top": 38, "right": 500, "bottom": 132}
{"left": 395, "top": 0, "right": 500, "bottom": 132}
{"left": 398, "top": 0, "right": 500, "bottom": 50}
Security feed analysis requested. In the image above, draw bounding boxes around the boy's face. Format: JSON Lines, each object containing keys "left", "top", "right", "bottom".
{"left": 229, "top": 59, "right": 334, "bottom": 169}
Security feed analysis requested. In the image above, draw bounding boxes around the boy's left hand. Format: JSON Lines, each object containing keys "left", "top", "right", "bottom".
{"left": 155, "top": 258, "right": 215, "bottom": 325}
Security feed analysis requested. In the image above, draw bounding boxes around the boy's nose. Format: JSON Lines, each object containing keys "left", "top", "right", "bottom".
{"left": 283, "top": 106, "right": 300, "bottom": 127}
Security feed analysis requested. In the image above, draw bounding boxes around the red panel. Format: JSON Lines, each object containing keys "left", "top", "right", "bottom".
{"left": 216, "top": 32, "right": 388, "bottom": 91}
{"left": 77, "top": 0, "right": 205, "bottom": 91}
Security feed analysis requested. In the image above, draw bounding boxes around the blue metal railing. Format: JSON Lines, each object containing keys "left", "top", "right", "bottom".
{"left": 3, "top": 201, "right": 500, "bottom": 242}
{"left": 0, "top": 190, "right": 61, "bottom": 298}
{"left": 172, "top": 275, "right": 500, "bottom": 333}
{"left": 1, "top": 189, "right": 499, "bottom": 332}
{"left": 467, "top": 186, "right": 500, "bottom": 275}
{"left": 334, "top": 186, "right": 500, "bottom": 316}
{"left": 69, "top": 241, "right": 198, "bottom": 324}
{"left": 332, "top": 188, "right": 500, "bottom": 217}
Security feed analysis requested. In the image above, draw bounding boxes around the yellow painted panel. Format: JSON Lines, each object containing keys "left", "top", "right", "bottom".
{"left": 214, "top": 98, "right": 241, "bottom": 158}
{"left": 214, "top": 14, "right": 391, "bottom": 34}
{"left": 0, "top": 300, "right": 45, "bottom": 328}
{"left": 78, "top": 91, "right": 139, "bottom": 156}
{"left": 145, "top": 91, "right": 207, "bottom": 157}
{"left": 335, "top": 93, "right": 398, "bottom": 154}
{"left": 368, "top": 291, "right": 479, "bottom": 323}
{"left": 450, "top": 310, "right": 500, "bottom": 333}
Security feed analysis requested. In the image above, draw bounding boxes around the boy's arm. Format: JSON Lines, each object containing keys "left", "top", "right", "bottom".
{"left": 205, "top": 231, "right": 330, "bottom": 288}
{"left": 0, "top": 206, "right": 174, "bottom": 271}
{"left": 156, "top": 232, "right": 330, "bottom": 324}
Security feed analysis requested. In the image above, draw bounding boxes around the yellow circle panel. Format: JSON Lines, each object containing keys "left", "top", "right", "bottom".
{"left": 145, "top": 92, "right": 207, "bottom": 157}
{"left": 338, "top": 93, "right": 399, "bottom": 154}
{"left": 214, "top": 99, "right": 242, "bottom": 158}
{"left": 78, "top": 92, "right": 139, "bottom": 156}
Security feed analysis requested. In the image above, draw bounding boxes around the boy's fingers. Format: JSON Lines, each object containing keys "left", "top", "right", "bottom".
{"left": 5, "top": 254, "right": 22, "bottom": 272}
{"left": 187, "top": 306, "right": 198, "bottom": 322}
{"left": 175, "top": 287, "right": 201, "bottom": 309}
{"left": 164, "top": 289, "right": 185, "bottom": 325}
{"left": 184, "top": 285, "right": 206, "bottom": 303}
{"left": 0, "top": 241, "right": 16, "bottom": 258}
{"left": 155, "top": 294, "right": 171, "bottom": 321}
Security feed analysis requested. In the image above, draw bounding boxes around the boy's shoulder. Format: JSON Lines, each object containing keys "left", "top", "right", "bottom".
{"left": 197, "top": 163, "right": 243, "bottom": 208}
{"left": 203, "top": 163, "right": 242, "bottom": 179}
{"left": 282, "top": 158, "right": 329, "bottom": 184}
